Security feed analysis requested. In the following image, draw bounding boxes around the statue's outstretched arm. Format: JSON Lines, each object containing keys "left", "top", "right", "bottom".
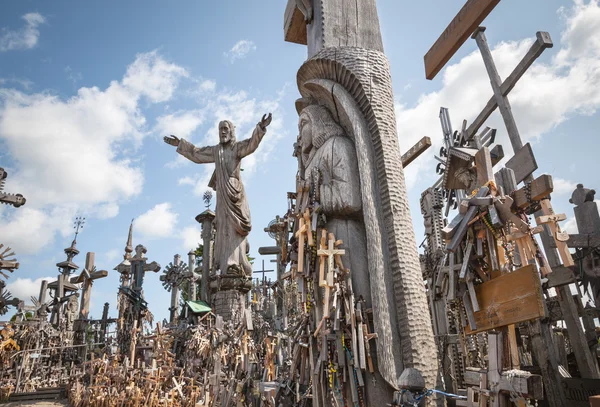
{"left": 164, "top": 135, "right": 215, "bottom": 164}
{"left": 237, "top": 113, "right": 272, "bottom": 158}
{"left": 177, "top": 139, "right": 216, "bottom": 164}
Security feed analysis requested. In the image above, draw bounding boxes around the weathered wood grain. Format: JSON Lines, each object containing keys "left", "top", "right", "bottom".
{"left": 424, "top": 0, "right": 501, "bottom": 80}
{"left": 465, "top": 265, "right": 544, "bottom": 334}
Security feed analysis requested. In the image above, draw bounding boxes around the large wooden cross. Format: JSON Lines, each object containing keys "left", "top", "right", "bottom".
{"left": 131, "top": 244, "right": 160, "bottom": 292}
{"left": 470, "top": 26, "right": 600, "bottom": 382}
{"left": 70, "top": 252, "right": 108, "bottom": 320}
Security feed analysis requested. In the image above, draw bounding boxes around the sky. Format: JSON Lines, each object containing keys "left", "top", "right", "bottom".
{"left": 1, "top": 0, "right": 599, "bottom": 323}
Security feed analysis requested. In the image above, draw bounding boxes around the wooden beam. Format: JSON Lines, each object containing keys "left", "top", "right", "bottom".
{"left": 424, "top": 0, "right": 501, "bottom": 80}
{"left": 489, "top": 144, "right": 504, "bottom": 166}
{"left": 546, "top": 266, "right": 577, "bottom": 288}
{"left": 513, "top": 174, "right": 553, "bottom": 209}
{"left": 284, "top": 0, "right": 307, "bottom": 45}
{"left": 463, "top": 369, "right": 543, "bottom": 399}
{"left": 401, "top": 136, "right": 432, "bottom": 168}
{"left": 258, "top": 246, "right": 281, "bottom": 255}
{"left": 505, "top": 143, "right": 538, "bottom": 185}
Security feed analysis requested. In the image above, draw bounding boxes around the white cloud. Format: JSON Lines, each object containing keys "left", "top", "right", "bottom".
{"left": 224, "top": 40, "right": 256, "bottom": 63}
{"left": 105, "top": 249, "right": 120, "bottom": 263}
{"left": 177, "top": 176, "right": 195, "bottom": 186}
{"left": 95, "top": 202, "right": 120, "bottom": 219}
{"left": 198, "top": 79, "right": 216, "bottom": 93}
{"left": 0, "top": 12, "right": 46, "bottom": 52}
{"left": 0, "top": 207, "right": 74, "bottom": 254}
{"left": 122, "top": 51, "right": 187, "bottom": 103}
{"left": 135, "top": 203, "right": 178, "bottom": 239}
{"left": 0, "top": 51, "right": 187, "bottom": 254}
{"left": 181, "top": 225, "right": 201, "bottom": 251}
{"left": 6, "top": 276, "right": 54, "bottom": 304}
{"left": 396, "top": 0, "right": 600, "bottom": 191}
{"left": 553, "top": 178, "right": 578, "bottom": 196}
{"left": 154, "top": 110, "right": 204, "bottom": 141}
{"left": 0, "top": 77, "right": 33, "bottom": 90}
{"left": 177, "top": 168, "right": 215, "bottom": 197}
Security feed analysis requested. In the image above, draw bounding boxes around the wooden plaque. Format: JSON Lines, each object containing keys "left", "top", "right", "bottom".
{"left": 466, "top": 265, "right": 544, "bottom": 334}
{"left": 424, "top": 0, "right": 500, "bottom": 80}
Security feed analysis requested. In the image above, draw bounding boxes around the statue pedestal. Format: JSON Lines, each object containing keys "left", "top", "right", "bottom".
{"left": 212, "top": 289, "right": 246, "bottom": 325}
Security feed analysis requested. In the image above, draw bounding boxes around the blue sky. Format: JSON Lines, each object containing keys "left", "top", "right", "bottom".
{"left": 1, "top": 0, "right": 599, "bottom": 323}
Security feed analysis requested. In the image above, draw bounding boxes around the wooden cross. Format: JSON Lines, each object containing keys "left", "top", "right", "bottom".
{"left": 294, "top": 217, "right": 309, "bottom": 274}
{"left": 69, "top": 252, "right": 108, "bottom": 320}
{"left": 468, "top": 28, "right": 553, "bottom": 150}
{"left": 131, "top": 244, "right": 161, "bottom": 292}
{"left": 302, "top": 208, "right": 314, "bottom": 246}
{"left": 317, "top": 232, "right": 345, "bottom": 288}
{"left": 129, "top": 319, "right": 140, "bottom": 363}
{"left": 252, "top": 259, "right": 274, "bottom": 298}
{"left": 535, "top": 201, "right": 574, "bottom": 268}
{"left": 463, "top": 331, "right": 544, "bottom": 406}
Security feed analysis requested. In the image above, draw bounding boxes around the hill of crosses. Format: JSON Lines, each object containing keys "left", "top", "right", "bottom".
{"left": 1, "top": 1, "right": 599, "bottom": 407}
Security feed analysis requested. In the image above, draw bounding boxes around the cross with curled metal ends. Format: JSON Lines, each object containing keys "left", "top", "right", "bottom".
{"left": 0, "top": 168, "right": 26, "bottom": 208}
{"left": 160, "top": 256, "right": 188, "bottom": 292}
{"left": 0, "top": 244, "right": 19, "bottom": 272}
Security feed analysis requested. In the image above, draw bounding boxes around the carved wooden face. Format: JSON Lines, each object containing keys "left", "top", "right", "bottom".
{"left": 298, "top": 113, "right": 313, "bottom": 154}
{"left": 219, "top": 122, "right": 234, "bottom": 144}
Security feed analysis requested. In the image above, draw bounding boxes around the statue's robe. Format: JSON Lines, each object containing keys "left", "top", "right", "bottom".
{"left": 304, "top": 135, "right": 371, "bottom": 306}
{"left": 176, "top": 125, "right": 266, "bottom": 275}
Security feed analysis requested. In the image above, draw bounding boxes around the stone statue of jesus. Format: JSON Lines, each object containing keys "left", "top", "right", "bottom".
{"left": 164, "top": 113, "right": 272, "bottom": 277}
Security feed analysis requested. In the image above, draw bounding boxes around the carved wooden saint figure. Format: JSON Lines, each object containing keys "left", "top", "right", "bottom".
{"left": 297, "top": 105, "right": 371, "bottom": 304}
{"left": 164, "top": 114, "right": 272, "bottom": 276}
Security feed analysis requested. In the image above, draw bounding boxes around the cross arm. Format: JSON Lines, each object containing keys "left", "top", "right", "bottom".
{"left": 70, "top": 269, "right": 108, "bottom": 284}
{"left": 0, "top": 260, "right": 19, "bottom": 271}
{"left": 466, "top": 31, "right": 553, "bottom": 140}
{"left": 143, "top": 261, "right": 161, "bottom": 273}
{"left": 0, "top": 193, "right": 26, "bottom": 208}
